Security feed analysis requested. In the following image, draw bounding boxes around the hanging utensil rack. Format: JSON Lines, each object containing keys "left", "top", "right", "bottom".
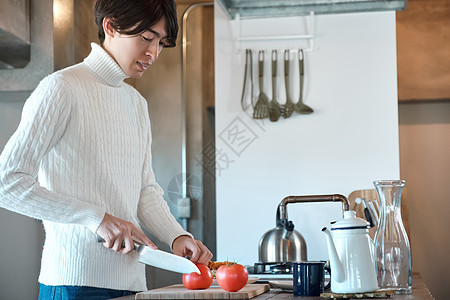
{"left": 222, "top": 0, "right": 407, "bottom": 52}
{"left": 234, "top": 12, "right": 316, "bottom": 52}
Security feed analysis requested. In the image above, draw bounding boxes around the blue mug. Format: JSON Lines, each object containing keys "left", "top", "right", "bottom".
{"left": 293, "top": 261, "right": 330, "bottom": 296}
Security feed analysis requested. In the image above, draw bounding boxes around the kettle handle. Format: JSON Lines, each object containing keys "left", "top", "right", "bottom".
{"left": 276, "top": 204, "right": 294, "bottom": 227}
{"left": 276, "top": 203, "right": 296, "bottom": 241}
{"left": 276, "top": 203, "right": 284, "bottom": 227}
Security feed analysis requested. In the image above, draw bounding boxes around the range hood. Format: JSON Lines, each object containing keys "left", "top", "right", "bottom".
{"left": 0, "top": 0, "right": 30, "bottom": 69}
{"left": 0, "top": 0, "right": 79, "bottom": 73}
{"left": 216, "top": 0, "right": 408, "bottom": 19}
{"left": 0, "top": 0, "right": 95, "bottom": 92}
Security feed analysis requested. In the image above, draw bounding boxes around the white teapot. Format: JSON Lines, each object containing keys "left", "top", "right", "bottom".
{"left": 322, "top": 210, "right": 379, "bottom": 293}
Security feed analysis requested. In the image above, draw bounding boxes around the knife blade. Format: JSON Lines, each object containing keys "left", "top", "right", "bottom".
{"left": 97, "top": 235, "right": 200, "bottom": 274}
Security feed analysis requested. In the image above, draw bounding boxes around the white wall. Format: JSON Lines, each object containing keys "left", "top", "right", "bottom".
{"left": 215, "top": 4, "right": 400, "bottom": 265}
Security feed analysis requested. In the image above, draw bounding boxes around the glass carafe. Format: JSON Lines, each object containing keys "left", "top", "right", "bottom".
{"left": 373, "top": 180, "right": 412, "bottom": 294}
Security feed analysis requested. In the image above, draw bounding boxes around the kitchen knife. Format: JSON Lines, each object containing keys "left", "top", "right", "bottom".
{"left": 97, "top": 235, "right": 200, "bottom": 274}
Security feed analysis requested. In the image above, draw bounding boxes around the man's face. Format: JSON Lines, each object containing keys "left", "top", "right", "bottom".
{"left": 103, "top": 18, "right": 170, "bottom": 79}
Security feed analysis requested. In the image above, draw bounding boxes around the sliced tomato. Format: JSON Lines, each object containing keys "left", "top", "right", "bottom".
{"left": 182, "top": 263, "right": 213, "bottom": 290}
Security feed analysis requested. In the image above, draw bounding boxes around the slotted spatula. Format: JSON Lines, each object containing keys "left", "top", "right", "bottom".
{"left": 253, "top": 50, "right": 270, "bottom": 119}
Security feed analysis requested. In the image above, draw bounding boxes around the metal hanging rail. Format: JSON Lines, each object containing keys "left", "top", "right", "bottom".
{"left": 234, "top": 11, "right": 316, "bottom": 52}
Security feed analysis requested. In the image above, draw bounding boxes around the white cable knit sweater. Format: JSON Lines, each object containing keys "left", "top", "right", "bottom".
{"left": 0, "top": 43, "right": 190, "bottom": 291}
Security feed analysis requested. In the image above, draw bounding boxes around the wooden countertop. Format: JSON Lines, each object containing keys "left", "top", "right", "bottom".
{"left": 111, "top": 272, "right": 433, "bottom": 299}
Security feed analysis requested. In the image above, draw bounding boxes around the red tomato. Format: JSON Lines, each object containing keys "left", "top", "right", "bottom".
{"left": 182, "top": 263, "right": 213, "bottom": 290}
{"left": 216, "top": 263, "right": 249, "bottom": 292}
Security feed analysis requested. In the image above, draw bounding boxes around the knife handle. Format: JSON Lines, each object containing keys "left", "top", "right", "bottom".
{"left": 96, "top": 234, "right": 140, "bottom": 250}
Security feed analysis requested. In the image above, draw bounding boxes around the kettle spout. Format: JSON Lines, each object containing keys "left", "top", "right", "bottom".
{"left": 322, "top": 227, "right": 345, "bottom": 283}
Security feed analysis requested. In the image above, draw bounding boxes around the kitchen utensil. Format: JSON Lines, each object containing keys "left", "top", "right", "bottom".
{"left": 258, "top": 201, "right": 307, "bottom": 263}
{"left": 293, "top": 261, "right": 330, "bottom": 296}
{"left": 281, "top": 49, "right": 294, "bottom": 118}
{"left": 241, "top": 49, "right": 253, "bottom": 111}
{"left": 252, "top": 50, "right": 270, "bottom": 119}
{"left": 322, "top": 211, "right": 379, "bottom": 293}
{"left": 374, "top": 180, "right": 412, "bottom": 294}
{"left": 269, "top": 50, "right": 281, "bottom": 121}
{"left": 355, "top": 197, "right": 375, "bottom": 227}
{"left": 258, "top": 194, "right": 349, "bottom": 264}
{"left": 368, "top": 200, "right": 379, "bottom": 224}
{"left": 373, "top": 198, "right": 381, "bottom": 216}
{"left": 362, "top": 198, "right": 376, "bottom": 227}
{"left": 294, "top": 49, "right": 314, "bottom": 114}
{"left": 97, "top": 235, "right": 200, "bottom": 274}
{"left": 135, "top": 283, "right": 270, "bottom": 299}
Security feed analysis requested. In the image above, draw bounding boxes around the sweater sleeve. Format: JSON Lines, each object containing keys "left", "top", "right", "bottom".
{"left": 0, "top": 75, "right": 105, "bottom": 233}
{"left": 137, "top": 102, "right": 192, "bottom": 249}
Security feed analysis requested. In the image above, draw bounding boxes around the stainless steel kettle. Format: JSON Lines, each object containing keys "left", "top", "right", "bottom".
{"left": 258, "top": 194, "right": 350, "bottom": 264}
{"left": 258, "top": 201, "right": 306, "bottom": 263}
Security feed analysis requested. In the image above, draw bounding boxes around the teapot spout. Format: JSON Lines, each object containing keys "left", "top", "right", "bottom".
{"left": 322, "top": 227, "right": 345, "bottom": 283}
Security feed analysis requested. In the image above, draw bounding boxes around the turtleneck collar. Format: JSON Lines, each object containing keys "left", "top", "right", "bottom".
{"left": 84, "top": 43, "right": 129, "bottom": 87}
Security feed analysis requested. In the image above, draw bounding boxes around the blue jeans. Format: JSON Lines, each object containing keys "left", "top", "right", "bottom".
{"left": 39, "top": 284, "right": 136, "bottom": 300}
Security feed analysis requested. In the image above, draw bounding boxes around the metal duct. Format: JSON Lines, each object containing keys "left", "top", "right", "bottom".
{"left": 0, "top": 0, "right": 95, "bottom": 92}
{"left": 0, "top": 0, "right": 31, "bottom": 69}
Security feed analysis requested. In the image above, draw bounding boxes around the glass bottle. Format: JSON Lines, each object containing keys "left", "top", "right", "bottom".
{"left": 373, "top": 180, "right": 412, "bottom": 294}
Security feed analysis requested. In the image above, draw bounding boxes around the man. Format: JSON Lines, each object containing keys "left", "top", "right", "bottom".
{"left": 0, "top": 0, "right": 212, "bottom": 299}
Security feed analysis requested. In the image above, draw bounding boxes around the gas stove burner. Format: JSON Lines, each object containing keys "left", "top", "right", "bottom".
{"left": 270, "top": 263, "right": 291, "bottom": 274}
{"left": 253, "top": 262, "right": 293, "bottom": 274}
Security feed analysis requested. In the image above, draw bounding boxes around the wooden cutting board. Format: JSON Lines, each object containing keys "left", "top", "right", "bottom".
{"left": 136, "top": 284, "right": 270, "bottom": 299}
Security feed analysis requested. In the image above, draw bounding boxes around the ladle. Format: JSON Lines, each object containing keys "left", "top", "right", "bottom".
{"left": 269, "top": 50, "right": 281, "bottom": 122}
{"left": 294, "top": 49, "right": 314, "bottom": 114}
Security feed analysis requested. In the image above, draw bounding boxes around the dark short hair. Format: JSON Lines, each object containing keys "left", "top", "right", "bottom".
{"left": 94, "top": 0, "right": 178, "bottom": 47}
